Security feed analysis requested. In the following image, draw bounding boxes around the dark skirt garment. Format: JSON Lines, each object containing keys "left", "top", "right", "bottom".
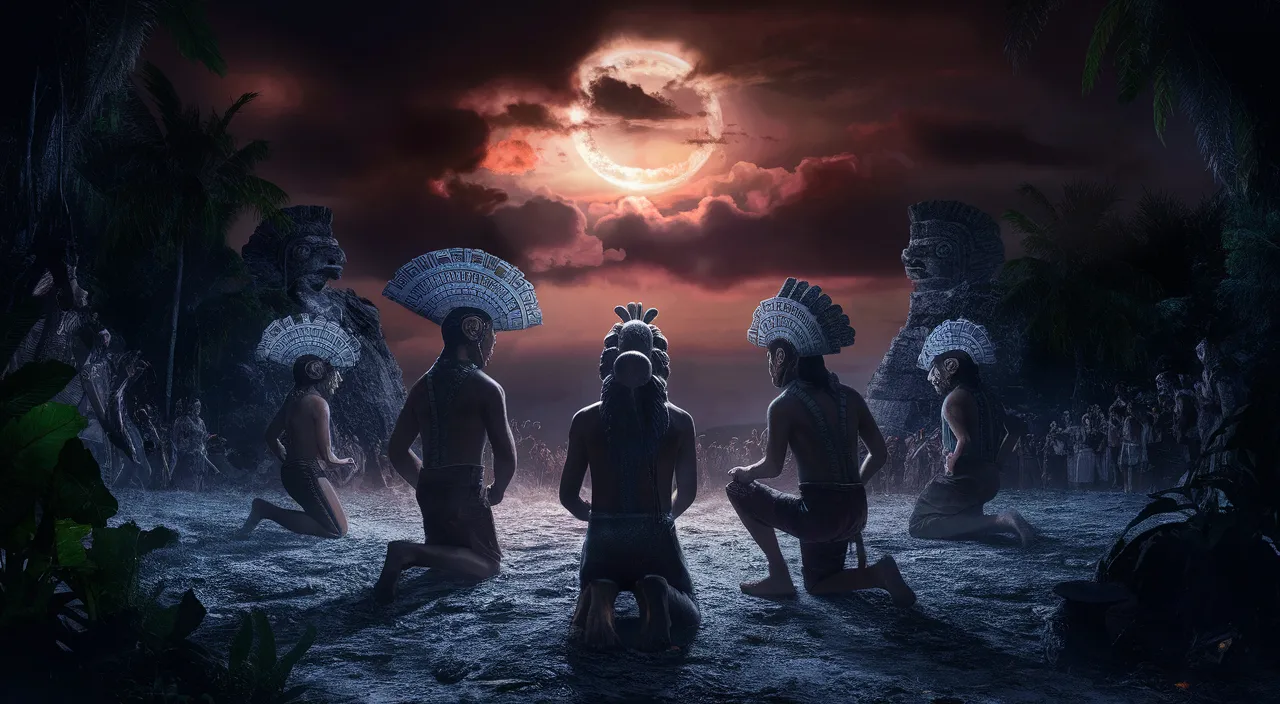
{"left": 280, "top": 458, "right": 341, "bottom": 536}
{"left": 725, "top": 480, "right": 868, "bottom": 587}
{"left": 579, "top": 513, "right": 695, "bottom": 596}
{"left": 416, "top": 464, "right": 502, "bottom": 564}
{"left": 908, "top": 457, "right": 1000, "bottom": 538}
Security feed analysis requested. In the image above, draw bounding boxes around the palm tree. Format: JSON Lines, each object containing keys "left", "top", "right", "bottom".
{"left": 1004, "top": 0, "right": 1280, "bottom": 205}
{"left": 84, "top": 64, "right": 288, "bottom": 419}
{"left": 1, "top": 0, "right": 226, "bottom": 308}
{"left": 1000, "top": 181, "right": 1158, "bottom": 411}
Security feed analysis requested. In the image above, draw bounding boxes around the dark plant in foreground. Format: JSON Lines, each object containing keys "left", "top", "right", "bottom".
{"left": 0, "top": 305, "right": 315, "bottom": 701}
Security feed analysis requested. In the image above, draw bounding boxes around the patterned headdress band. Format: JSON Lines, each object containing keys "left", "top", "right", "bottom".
{"left": 747, "top": 278, "right": 855, "bottom": 357}
{"left": 917, "top": 318, "right": 997, "bottom": 370}
{"left": 256, "top": 314, "right": 361, "bottom": 369}
{"left": 383, "top": 248, "right": 543, "bottom": 331}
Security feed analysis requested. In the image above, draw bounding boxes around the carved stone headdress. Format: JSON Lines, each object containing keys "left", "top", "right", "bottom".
{"left": 256, "top": 314, "right": 362, "bottom": 369}
{"left": 747, "top": 278, "right": 855, "bottom": 357}
{"left": 916, "top": 318, "right": 997, "bottom": 370}
{"left": 382, "top": 248, "right": 543, "bottom": 331}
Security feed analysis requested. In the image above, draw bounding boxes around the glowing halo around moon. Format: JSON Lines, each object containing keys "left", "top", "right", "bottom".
{"left": 571, "top": 48, "right": 723, "bottom": 193}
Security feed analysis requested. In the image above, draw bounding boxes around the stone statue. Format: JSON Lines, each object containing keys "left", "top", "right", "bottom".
{"left": 170, "top": 399, "right": 211, "bottom": 490}
{"left": 240, "top": 205, "right": 407, "bottom": 476}
{"left": 865, "top": 200, "right": 1019, "bottom": 437}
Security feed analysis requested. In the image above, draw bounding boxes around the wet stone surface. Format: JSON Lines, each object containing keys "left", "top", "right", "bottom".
{"left": 115, "top": 488, "right": 1266, "bottom": 703}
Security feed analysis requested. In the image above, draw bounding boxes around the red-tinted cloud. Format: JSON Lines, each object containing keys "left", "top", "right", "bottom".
{"left": 481, "top": 138, "right": 539, "bottom": 174}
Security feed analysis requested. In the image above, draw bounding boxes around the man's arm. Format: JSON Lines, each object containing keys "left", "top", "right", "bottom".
{"left": 264, "top": 401, "right": 288, "bottom": 462}
{"left": 941, "top": 390, "right": 975, "bottom": 473}
{"left": 739, "top": 398, "right": 790, "bottom": 481}
{"left": 850, "top": 391, "right": 888, "bottom": 483}
{"left": 671, "top": 409, "right": 698, "bottom": 519}
{"left": 481, "top": 377, "right": 517, "bottom": 505}
{"left": 558, "top": 410, "right": 591, "bottom": 521}
{"left": 313, "top": 396, "right": 353, "bottom": 465}
{"left": 388, "top": 383, "right": 424, "bottom": 487}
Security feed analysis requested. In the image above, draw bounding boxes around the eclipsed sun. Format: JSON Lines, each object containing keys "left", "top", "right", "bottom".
{"left": 571, "top": 47, "right": 723, "bottom": 193}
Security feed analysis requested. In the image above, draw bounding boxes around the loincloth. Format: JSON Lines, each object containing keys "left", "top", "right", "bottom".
{"left": 908, "top": 457, "right": 1000, "bottom": 529}
{"left": 726, "top": 481, "right": 867, "bottom": 586}
{"left": 280, "top": 458, "right": 341, "bottom": 535}
{"left": 579, "top": 512, "right": 694, "bottom": 595}
{"left": 416, "top": 464, "right": 501, "bottom": 563}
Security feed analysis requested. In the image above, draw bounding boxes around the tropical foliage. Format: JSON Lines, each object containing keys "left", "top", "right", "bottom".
{"left": 1004, "top": 0, "right": 1280, "bottom": 204}
{"left": 0, "top": 307, "right": 314, "bottom": 701}
{"left": 999, "top": 181, "right": 1158, "bottom": 409}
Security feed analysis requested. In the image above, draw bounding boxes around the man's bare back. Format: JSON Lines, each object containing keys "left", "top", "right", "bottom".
{"left": 395, "top": 368, "right": 506, "bottom": 476}
{"left": 564, "top": 401, "right": 695, "bottom": 516}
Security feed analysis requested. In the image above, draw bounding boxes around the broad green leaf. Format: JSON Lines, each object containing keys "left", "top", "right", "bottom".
{"left": 51, "top": 440, "right": 119, "bottom": 527}
{"left": 253, "top": 609, "right": 278, "bottom": 673}
{"left": 1122, "top": 496, "right": 1191, "bottom": 536}
{"left": 0, "top": 403, "right": 87, "bottom": 477}
{"left": 54, "top": 519, "right": 92, "bottom": 568}
{"left": 275, "top": 624, "right": 316, "bottom": 686}
{"left": 85, "top": 522, "right": 179, "bottom": 616}
{"left": 229, "top": 612, "right": 254, "bottom": 671}
{"left": 0, "top": 360, "right": 77, "bottom": 426}
{"left": 171, "top": 589, "right": 207, "bottom": 641}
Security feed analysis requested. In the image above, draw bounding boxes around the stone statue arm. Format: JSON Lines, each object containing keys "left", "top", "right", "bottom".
{"left": 265, "top": 401, "right": 288, "bottom": 462}
{"left": 850, "top": 391, "right": 888, "bottom": 484}
{"left": 388, "top": 384, "right": 424, "bottom": 487}
{"left": 559, "top": 409, "right": 592, "bottom": 522}
{"left": 481, "top": 377, "right": 516, "bottom": 506}
{"left": 740, "top": 398, "right": 790, "bottom": 482}
{"left": 670, "top": 408, "right": 698, "bottom": 520}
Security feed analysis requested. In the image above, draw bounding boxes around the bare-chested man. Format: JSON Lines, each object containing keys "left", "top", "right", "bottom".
{"left": 560, "top": 303, "right": 700, "bottom": 651}
{"left": 236, "top": 354, "right": 355, "bottom": 539}
{"left": 907, "top": 319, "right": 1034, "bottom": 545}
{"left": 374, "top": 248, "right": 542, "bottom": 603}
{"left": 727, "top": 278, "right": 915, "bottom": 603}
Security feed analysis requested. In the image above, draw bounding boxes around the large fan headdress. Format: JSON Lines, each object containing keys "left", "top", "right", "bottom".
{"left": 382, "top": 248, "right": 543, "bottom": 331}
{"left": 916, "top": 318, "right": 997, "bottom": 370}
{"left": 256, "top": 314, "right": 361, "bottom": 368}
{"left": 747, "top": 278, "right": 855, "bottom": 357}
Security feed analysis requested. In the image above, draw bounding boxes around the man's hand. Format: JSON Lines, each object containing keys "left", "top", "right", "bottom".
{"left": 729, "top": 466, "right": 754, "bottom": 484}
{"left": 486, "top": 483, "right": 506, "bottom": 506}
{"left": 333, "top": 457, "right": 355, "bottom": 465}
{"left": 944, "top": 452, "right": 957, "bottom": 476}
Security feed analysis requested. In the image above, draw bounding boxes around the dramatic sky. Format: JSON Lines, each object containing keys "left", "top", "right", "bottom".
{"left": 149, "top": 0, "right": 1212, "bottom": 439}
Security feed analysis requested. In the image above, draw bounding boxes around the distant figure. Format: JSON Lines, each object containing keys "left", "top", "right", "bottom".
{"left": 170, "top": 399, "right": 211, "bottom": 490}
{"left": 373, "top": 249, "right": 542, "bottom": 603}
{"left": 1043, "top": 422, "right": 1069, "bottom": 490}
{"left": 1017, "top": 433, "right": 1040, "bottom": 489}
{"left": 907, "top": 319, "right": 1033, "bottom": 545}
{"left": 726, "top": 278, "right": 915, "bottom": 603}
{"left": 560, "top": 303, "right": 700, "bottom": 650}
{"left": 1111, "top": 386, "right": 1149, "bottom": 493}
{"left": 1068, "top": 415, "right": 1098, "bottom": 490}
{"left": 236, "top": 338, "right": 358, "bottom": 539}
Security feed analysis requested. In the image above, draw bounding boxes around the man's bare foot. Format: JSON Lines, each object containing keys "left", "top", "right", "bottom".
{"left": 373, "top": 541, "right": 410, "bottom": 605}
{"left": 874, "top": 555, "right": 917, "bottom": 607}
{"left": 636, "top": 575, "right": 673, "bottom": 652}
{"left": 569, "top": 588, "right": 592, "bottom": 641}
{"left": 1001, "top": 511, "right": 1036, "bottom": 547}
{"left": 233, "top": 499, "right": 267, "bottom": 538}
{"left": 582, "top": 580, "right": 621, "bottom": 649}
{"left": 740, "top": 571, "right": 796, "bottom": 598}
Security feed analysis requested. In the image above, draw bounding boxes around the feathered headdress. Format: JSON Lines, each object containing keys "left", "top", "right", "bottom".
{"left": 382, "top": 248, "right": 542, "bottom": 331}
{"left": 747, "top": 278, "right": 855, "bottom": 357}
{"left": 916, "top": 318, "right": 997, "bottom": 370}
{"left": 256, "top": 314, "right": 361, "bottom": 369}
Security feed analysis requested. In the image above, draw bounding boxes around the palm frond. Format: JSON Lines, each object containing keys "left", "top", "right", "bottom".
{"left": 1002, "top": 208, "right": 1044, "bottom": 236}
{"left": 1083, "top": 0, "right": 1127, "bottom": 94}
{"left": 158, "top": 0, "right": 227, "bottom": 76}
{"left": 1015, "top": 182, "right": 1058, "bottom": 220}
{"left": 215, "top": 92, "right": 260, "bottom": 134}
{"left": 1005, "top": 0, "right": 1067, "bottom": 72}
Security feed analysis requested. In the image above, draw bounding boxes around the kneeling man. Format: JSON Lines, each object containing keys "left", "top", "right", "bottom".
{"left": 374, "top": 248, "right": 542, "bottom": 602}
{"left": 728, "top": 278, "right": 915, "bottom": 604}
{"left": 560, "top": 303, "right": 700, "bottom": 651}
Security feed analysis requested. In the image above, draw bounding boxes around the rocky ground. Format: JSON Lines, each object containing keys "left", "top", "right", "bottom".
{"left": 115, "top": 487, "right": 1272, "bottom": 703}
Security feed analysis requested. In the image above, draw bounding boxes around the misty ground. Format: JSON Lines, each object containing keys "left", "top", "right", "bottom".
{"left": 115, "top": 487, "right": 1270, "bottom": 704}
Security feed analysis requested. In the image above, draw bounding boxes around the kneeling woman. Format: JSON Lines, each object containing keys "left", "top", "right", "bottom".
{"left": 237, "top": 315, "right": 362, "bottom": 539}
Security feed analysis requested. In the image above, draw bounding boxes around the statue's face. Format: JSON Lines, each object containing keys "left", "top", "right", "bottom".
{"left": 288, "top": 235, "right": 346, "bottom": 292}
{"left": 901, "top": 223, "right": 969, "bottom": 291}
